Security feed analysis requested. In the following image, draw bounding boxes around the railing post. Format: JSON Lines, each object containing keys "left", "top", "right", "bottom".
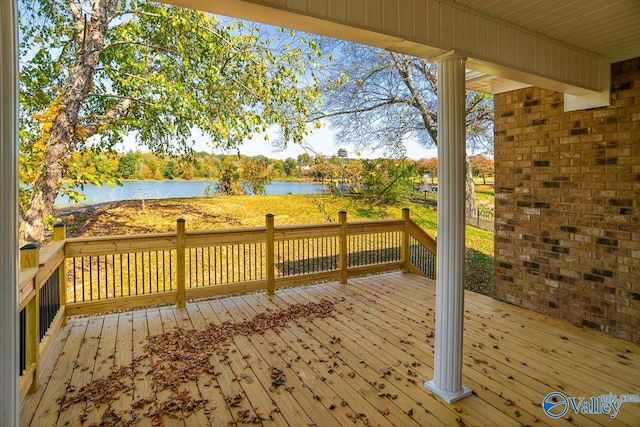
{"left": 176, "top": 218, "right": 186, "bottom": 308}
{"left": 402, "top": 208, "right": 410, "bottom": 274}
{"left": 53, "top": 223, "right": 67, "bottom": 326}
{"left": 339, "top": 211, "right": 347, "bottom": 284}
{"left": 266, "top": 214, "right": 275, "bottom": 296}
{"left": 20, "top": 243, "right": 40, "bottom": 393}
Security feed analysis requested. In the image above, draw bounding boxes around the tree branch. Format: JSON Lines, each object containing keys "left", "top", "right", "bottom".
{"left": 81, "top": 52, "right": 159, "bottom": 138}
{"left": 389, "top": 52, "right": 438, "bottom": 145}
{"left": 66, "top": 0, "right": 85, "bottom": 46}
{"left": 308, "top": 98, "right": 407, "bottom": 122}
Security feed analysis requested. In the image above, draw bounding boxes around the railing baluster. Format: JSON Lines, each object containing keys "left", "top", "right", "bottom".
{"left": 176, "top": 218, "right": 186, "bottom": 308}
{"left": 134, "top": 253, "right": 139, "bottom": 296}
{"left": 72, "top": 258, "right": 77, "bottom": 303}
{"left": 119, "top": 254, "right": 123, "bottom": 297}
{"left": 266, "top": 214, "right": 275, "bottom": 296}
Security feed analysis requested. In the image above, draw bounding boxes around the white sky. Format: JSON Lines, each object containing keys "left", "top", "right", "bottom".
{"left": 119, "top": 121, "right": 439, "bottom": 160}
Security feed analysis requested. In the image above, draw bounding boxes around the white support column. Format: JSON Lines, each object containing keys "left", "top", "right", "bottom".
{"left": 1, "top": 0, "right": 20, "bottom": 425}
{"left": 425, "top": 51, "right": 472, "bottom": 404}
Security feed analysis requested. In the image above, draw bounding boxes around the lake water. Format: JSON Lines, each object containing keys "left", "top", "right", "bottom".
{"left": 54, "top": 180, "right": 327, "bottom": 207}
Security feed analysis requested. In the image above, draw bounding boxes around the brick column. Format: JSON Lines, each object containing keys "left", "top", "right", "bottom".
{"left": 425, "top": 52, "right": 472, "bottom": 403}
{"left": 0, "top": 0, "right": 20, "bottom": 423}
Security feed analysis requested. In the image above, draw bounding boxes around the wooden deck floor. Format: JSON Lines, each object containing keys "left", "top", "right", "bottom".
{"left": 21, "top": 272, "right": 640, "bottom": 426}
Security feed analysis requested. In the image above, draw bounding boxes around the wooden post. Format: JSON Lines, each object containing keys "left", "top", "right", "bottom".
{"left": 339, "top": 211, "right": 347, "bottom": 284}
{"left": 53, "top": 223, "right": 67, "bottom": 326}
{"left": 176, "top": 219, "right": 186, "bottom": 308}
{"left": 266, "top": 214, "right": 275, "bottom": 296}
{"left": 401, "top": 208, "right": 410, "bottom": 274}
{"left": 20, "top": 243, "right": 40, "bottom": 393}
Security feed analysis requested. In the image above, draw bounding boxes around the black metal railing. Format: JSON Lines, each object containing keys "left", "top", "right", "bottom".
{"left": 19, "top": 308, "right": 26, "bottom": 374}
{"left": 347, "top": 231, "right": 402, "bottom": 268}
{"left": 69, "top": 250, "right": 176, "bottom": 302}
{"left": 39, "top": 266, "right": 61, "bottom": 341}
{"left": 409, "top": 236, "right": 436, "bottom": 279}
{"left": 276, "top": 236, "right": 339, "bottom": 277}
{"left": 186, "top": 242, "right": 267, "bottom": 286}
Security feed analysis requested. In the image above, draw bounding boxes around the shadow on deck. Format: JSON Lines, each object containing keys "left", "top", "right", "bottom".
{"left": 21, "top": 272, "right": 640, "bottom": 426}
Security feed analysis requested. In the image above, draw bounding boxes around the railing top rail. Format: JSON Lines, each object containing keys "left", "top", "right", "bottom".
{"left": 38, "top": 240, "right": 65, "bottom": 265}
{"left": 66, "top": 231, "right": 177, "bottom": 244}
{"left": 65, "top": 232, "right": 178, "bottom": 257}
{"left": 186, "top": 226, "right": 267, "bottom": 237}
{"left": 408, "top": 219, "right": 437, "bottom": 254}
{"left": 59, "top": 214, "right": 434, "bottom": 258}
{"left": 18, "top": 267, "right": 38, "bottom": 307}
{"left": 275, "top": 223, "right": 341, "bottom": 239}
{"left": 274, "top": 222, "right": 341, "bottom": 232}
{"left": 186, "top": 227, "right": 268, "bottom": 246}
{"left": 347, "top": 219, "right": 404, "bottom": 227}
{"left": 347, "top": 219, "right": 405, "bottom": 234}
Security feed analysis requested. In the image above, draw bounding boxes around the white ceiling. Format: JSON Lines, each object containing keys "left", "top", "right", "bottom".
{"left": 451, "top": 0, "right": 640, "bottom": 60}
{"left": 166, "top": 0, "right": 639, "bottom": 98}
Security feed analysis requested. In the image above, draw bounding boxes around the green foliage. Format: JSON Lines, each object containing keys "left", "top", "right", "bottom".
{"left": 282, "top": 158, "right": 299, "bottom": 177}
{"left": 214, "top": 156, "right": 273, "bottom": 195}
{"left": 62, "top": 149, "right": 120, "bottom": 202}
{"left": 296, "top": 153, "right": 313, "bottom": 167}
{"left": 360, "top": 158, "right": 419, "bottom": 205}
{"left": 215, "top": 157, "right": 243, "bottom": 195}
{"left": 18, "top": 0, "right": 324, "bottom": 239}
{"left": 242, "top": 159, "right": 271, "bottom": 195}
{"left": 163, "top": 160, "right": 177, "bottom": 180}
{"left": 117, "top": 151, "right": 140, "bottom": 179}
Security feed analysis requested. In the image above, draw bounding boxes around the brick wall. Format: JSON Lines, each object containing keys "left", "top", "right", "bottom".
{"left": 493, "top": 57, "right": 640, "bottom": 343}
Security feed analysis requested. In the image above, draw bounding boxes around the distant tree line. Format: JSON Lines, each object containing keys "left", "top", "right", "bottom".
{"left": 74, "top": 149, "right": 493, "bottom": 203}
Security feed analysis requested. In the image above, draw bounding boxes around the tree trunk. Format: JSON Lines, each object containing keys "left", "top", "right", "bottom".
{"left": 19, "top": 138, "right": 75, "bottom": 244}
{"left": 465, "top": 156, "right": 476, "bottom": 219}
{"left": 19, "top": 0, "right": 110, "bottom": 244}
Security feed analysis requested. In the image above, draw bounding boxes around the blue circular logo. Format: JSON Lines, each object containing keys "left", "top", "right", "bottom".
{"left": 543, "top": 392, "right": 569, "bottom": 418}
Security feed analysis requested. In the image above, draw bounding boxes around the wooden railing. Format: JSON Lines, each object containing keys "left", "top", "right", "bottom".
{"left": 18, "top": 224, "right": 67, "bottom": 401}
{"left": 17, "top": 208, "right": 436, "bottom": 400}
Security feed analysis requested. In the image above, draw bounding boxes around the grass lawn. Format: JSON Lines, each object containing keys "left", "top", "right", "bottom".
{"left": 55, "top": 194, "right": 495, "bottom": 296}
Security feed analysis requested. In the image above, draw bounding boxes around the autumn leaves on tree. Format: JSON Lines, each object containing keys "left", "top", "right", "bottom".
{"left": 19, "top": 0, "right": 323, "bottom": 243}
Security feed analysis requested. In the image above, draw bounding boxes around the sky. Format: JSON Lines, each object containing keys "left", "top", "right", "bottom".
{"left": 119, "top": 121, "right": 439, "bottom": 160}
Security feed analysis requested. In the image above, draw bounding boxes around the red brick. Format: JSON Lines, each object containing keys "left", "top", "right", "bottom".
{"left": 494, "top": 57, "right": 640, "bottom": 343}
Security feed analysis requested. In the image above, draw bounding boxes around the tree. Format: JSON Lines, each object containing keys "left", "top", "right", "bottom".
{"left": 282, "top": 157, "right": 299, "bottom": 177}
{"left": 242, "top": 158, "right": 272, "bottom": 195}
{"left": 18, "top": 0, "right": 322, "bottom": 243}
{"left": 360, "top": 158, "right": 419, "bottom": 205}
{"left": 296, "top": 152, "right": 313, "bottom": 168}
{"left": 416, "top": 157, "right": 438, "bottom": 181}
{"left": 215, "top": 157, "right": 243, "bottom": 195}
{"left": 163, "top": 160, "right": 177, "bottom": 180}
{"left": 214, "top": 156, "right": 272, "bottom": 195}
{"left": 469, "top": 154, "right": 494, "bottom": 185}
{"left": 117, "top": 151, "right": 139, "bottom": 179}
{"left": 318, "top": 42, "right": 493, "bottom": 215}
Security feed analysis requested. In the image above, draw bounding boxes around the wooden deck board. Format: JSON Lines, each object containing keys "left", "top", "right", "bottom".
{"left": 327, "top": 277, "right": 590, "bottom": 427}
{"left": 21, "top": 272, "right": 640, "bottom": 426}
{"left": 269, "top": 290, "right": 445, "bottom": 426}
{"left": 56, "top": 314, "right": 104, "bottom": 426}
{"left": 238, "top": 293, "right": 361, "bottom": 427}
{"left": 286, "top": 282, "right": 525, "bottom": 427}
{"left": 19, "top": 318, "right": 74, "bottom": 427}
{"left": 247, "top": 292, "right": 407, "bottom": 427}
{"left": 181, "top": 302, "right": 235, "bottom": 427}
